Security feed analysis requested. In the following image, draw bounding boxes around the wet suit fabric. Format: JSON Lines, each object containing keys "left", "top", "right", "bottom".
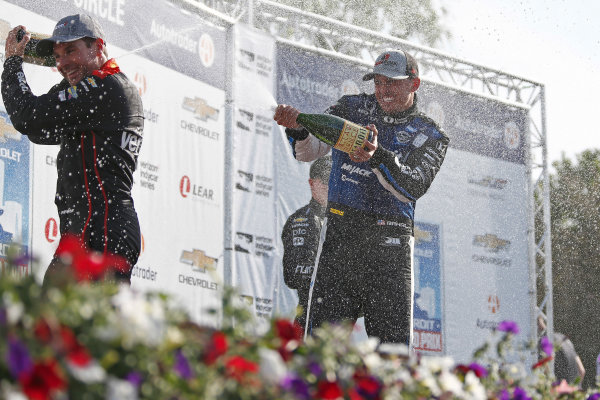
{"left": 281, "top": 198, "right": 326, "bottom": 335}
{"left": 1, "top": 56, "right": 143, "bottom": 282}
{"left": 286, "top": 93, "right": 449, "bottom": 344}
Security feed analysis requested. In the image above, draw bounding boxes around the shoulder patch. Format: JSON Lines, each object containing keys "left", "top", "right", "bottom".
{"left": 67, "top": 86, "right": 78, "bottom": 99}
{"left": 412, "top": 133, "right": 428, "bottom": 148}
{"left": 86, "top": 77, "right": 98, "bottom": 88}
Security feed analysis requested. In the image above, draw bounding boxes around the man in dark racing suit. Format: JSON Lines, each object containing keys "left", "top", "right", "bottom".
{"left": 1, "top": 14, "right": 143, "bottom": 284}
{"left": 281, "top": 156, "right": 331, "bottom": 337}
{"left": 273, "top": 50, "right": 449, "bottom": 346}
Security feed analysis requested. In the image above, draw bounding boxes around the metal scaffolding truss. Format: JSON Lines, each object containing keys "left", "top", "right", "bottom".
{"left": 182, "top": 0, "right": 553, "bottom": 347}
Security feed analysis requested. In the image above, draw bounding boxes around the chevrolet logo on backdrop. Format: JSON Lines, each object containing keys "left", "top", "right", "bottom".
{"left": 182, "top": 97, "right": 219, "bottom": 121}
{"left": 180, "top": 249, "right": 217, "bottom": 273}
{"left": 473, "top": 234, "right": 510, "bottom": 253}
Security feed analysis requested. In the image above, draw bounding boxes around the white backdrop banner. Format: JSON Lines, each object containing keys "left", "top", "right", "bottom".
{"left": 231, "top": 24, "right": 277, "bottom": 330}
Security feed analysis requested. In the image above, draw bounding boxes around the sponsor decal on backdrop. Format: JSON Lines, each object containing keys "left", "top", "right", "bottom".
{"left": 133, "top": 71, "right": 147, "bottom": 97}
{"left": 476, "top": 295, "right": 502, "bottom": 330}
{"left": 180, "top": 97, "right": 220, "bottom": 141}
{"left": 72, "top": 0, "right": 125, "bottom": 26}
{"left": 413, "top": 222, "right": 442, "bottom": 352}
{"left": 179, "top": 175, "right": 215, "bottom": 202}
{"left": 182, "top": 97, "right": 219, "bottom": 122}
{"left": 473, "top": 234, "right": 510, "bottom": 253}
{"left": 236, "top": 109, "right": 271, "bottom": 137}
{"left": 488, "top": 294, "right": 500, "bottom": 314}
{"left": 503, "top": 121, "right": 521, "bottom": 150}
{"left": 44, "top": 218, "right": 59, "bottom": 243}
{"left": 132, "top": 265, "right": 158, "bottom": 281}
{"left": 468, "top": 175, "right": 509, "bottom": 190}
{"left": 45, "top": 155, "right": 57, "bottom": 167}
{"left": 234, "top": 170, "right": 273, "bottom": 197}
{"left": 240, "top": 294, "right": 273, "bottom": 319}
{"left": 178, "top": 248, "right": 218, "bottom": 290}
{"left": 471, "top": 233, "right": 512, "bottom": 267}
{"left": 179, "top": 249, "right": 217, "bottom": 273}
{"left": 138, "top": 161, "right": 159, "bottom": 191}
{"left": 234, "top": 232, "right": 274, "bottom": 257}
{"left": 280, "top": 70, "right": 340, "bottom": 100}
{"left": 237, "top": 48, "right": 273, "bottom": 77}
{"left": 198, "top": 34, "right": 215, "bottom": 67}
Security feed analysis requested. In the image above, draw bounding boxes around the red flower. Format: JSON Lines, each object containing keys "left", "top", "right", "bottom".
{"left": 276, "top": 319, "right": 302, "bottom": 343}
{"left": 351, "top": 370, "right": 381, "bottom": 400}
{"left": 19, "top": 360, "right": 66, "bottom": 400}
{"left": 225, "top": 355, "right": 259, "bottom": 382}
{"left": 59, "top": 326, "right": 92, "bottom": 367}
{"left": 55, "top": 234, "right": 128, "bottom": 281}
{"left": 203, "top": 331, "right": 228, "bottom": 365}
{"left": 275, "top": 319, "right": 302, "bottom": 361}
{"left": 316, "top": 380, "right": 344, "bottom": 400}
{"left": 34, "top": 319, "right": 52, "bottom": 343}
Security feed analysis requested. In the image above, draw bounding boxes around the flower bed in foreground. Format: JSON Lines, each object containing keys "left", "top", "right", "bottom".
{"left": 0, "top": 242, "right": 599, "bottom": 399}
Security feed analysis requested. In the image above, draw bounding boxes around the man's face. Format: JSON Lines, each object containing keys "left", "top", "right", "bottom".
{"left": 53, "top": 39, "right": 99, "bottom": 86}
{"left": 310, "top": 178, "right": 329, "bottom": 206}
{"left": 374, "top": 74, "right": 418, "bottom": 114}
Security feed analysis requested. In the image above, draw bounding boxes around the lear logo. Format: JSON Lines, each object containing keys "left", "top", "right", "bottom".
{"left": 198, "top": 33, "right": 214, "bottom": 67}
{"left": 133, "top": 71, "right": 147, "bottom": 96}
{"left": 0, "top": 112, "right": 20, "bottom": 143}
{"left": 179, "top": 175, "right": 214, "bottom": 201}
{"left": 488, "top": 295, "right": 500, "bottom": 314}
{"left": 473, "top": 234, "right": 510, "bottom": 253}
{"left": 182, "top": 97, "right": 219, "bottom": 122}
{"left": 180, "top": 175, "right": 191, "bottom": 198}
{"left": 180, "top": 249, "right": 217, "bottom": 273}
{"left": 44, "top": 218, "right": 59, "bottom": 243}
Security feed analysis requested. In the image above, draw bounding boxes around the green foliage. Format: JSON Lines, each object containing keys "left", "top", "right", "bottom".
{"left": 276, "top": 0, "right": 450, "bottom": 47}
{"left": 549, "top": 149, "right": 600, "bottom": 389}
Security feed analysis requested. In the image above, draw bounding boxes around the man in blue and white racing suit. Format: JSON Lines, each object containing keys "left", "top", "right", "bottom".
{"left": 273, "top": 50, "right": 449, "bottom": 345}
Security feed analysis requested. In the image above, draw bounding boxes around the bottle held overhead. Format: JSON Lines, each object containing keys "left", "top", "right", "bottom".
{"left": 16, "top": 29, "right": 56, "bottom": 67}
{"left": 296, "top": 113, "right": 372, "bottom": 155}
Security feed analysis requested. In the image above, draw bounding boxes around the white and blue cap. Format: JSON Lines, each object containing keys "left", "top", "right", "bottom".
{"left": 362, "top": 50, "right": 419, "bottom": 81}
{"left": 36, "top": 14, "right": 105, "bottom": 57}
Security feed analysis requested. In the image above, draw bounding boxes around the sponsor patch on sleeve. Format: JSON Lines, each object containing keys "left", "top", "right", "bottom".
{"left": 412, "top": 133, "right": 428, "bottom": 148}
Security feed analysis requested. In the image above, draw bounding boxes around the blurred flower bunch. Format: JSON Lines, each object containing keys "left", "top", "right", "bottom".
{"left": 0, "top": 241, "right": 599, "bottom": 399}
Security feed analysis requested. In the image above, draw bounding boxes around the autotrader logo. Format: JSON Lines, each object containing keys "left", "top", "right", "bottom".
{"left": 488, "top": 295, "right": 500, "bottom": 314}
{"left": 44, "top": 218, "right": 59, "bottom": 243}
{"left": 198, "top": 33, "right": 214, "bottom": 67}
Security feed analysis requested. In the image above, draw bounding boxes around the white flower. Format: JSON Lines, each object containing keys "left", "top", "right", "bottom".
{"left": 438, "top": 371, "right": 464, "bottom": 397}
{"left": 464, "top": 371, "right": 487, "bottom": 400}
{"left": 68, "top": 359, "right": 107, "bottom": 383}
{"left": 111, "top": 286, "right": 166, "bottom": 346}
{"left": 3, "top": 293, "right": 24, "bottom": 324}
{"left": 258, "top": 348, "right": 287, "bottom": 384}
{"left": 106, "top": 377, "right": 138, "bottom": 400}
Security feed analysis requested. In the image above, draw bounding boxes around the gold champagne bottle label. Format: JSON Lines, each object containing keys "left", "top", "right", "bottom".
{"left": 334, "top": 121, "right": 370, "bottom": 154}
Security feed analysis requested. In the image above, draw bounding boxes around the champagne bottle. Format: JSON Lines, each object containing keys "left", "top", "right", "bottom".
{"left": 296, "top": 113, "right": 372, "bottom": 155}
{"left": 16, "top": 29, "right": 56, "bottom": 67}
